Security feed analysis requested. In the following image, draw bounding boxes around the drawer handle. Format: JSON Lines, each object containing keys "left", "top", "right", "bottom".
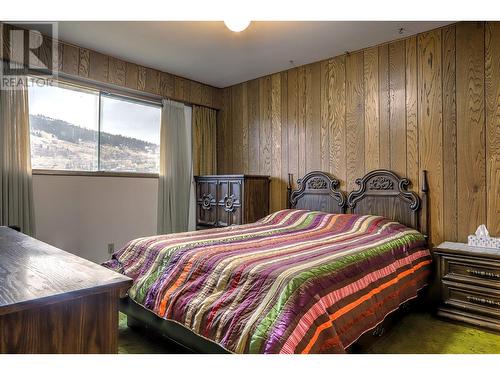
{"left": 201, "top": 194, "right": 213, "bottom": 210}
{"left": 466, "top": 269, "right": 500, "bottom": 279}
{"left": 466, "top": 296, "right": 500, "bottom": 307}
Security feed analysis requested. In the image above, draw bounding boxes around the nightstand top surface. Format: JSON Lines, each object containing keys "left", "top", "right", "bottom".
{"left": 434, "top": 241, "right": 500, "bottom": 260}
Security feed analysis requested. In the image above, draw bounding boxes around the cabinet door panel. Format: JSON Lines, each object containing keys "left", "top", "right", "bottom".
{"left": 217, "top": 179, "right": 243, "bottom": 226}
{"left": 196, "top": 179, "right": 217, "bottom": 227}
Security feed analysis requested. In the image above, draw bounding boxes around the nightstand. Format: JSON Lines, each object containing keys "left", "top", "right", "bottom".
{"left": 434, "top": 242, "right": 500, "bottom": 332}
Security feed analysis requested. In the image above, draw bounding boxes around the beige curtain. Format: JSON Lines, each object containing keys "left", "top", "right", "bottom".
{"left": 157, "top": 100, "right": 192, "bottom": 234}
{"left": 192, "top": 105, "right": 217, "bottom": 176}
{"left": 0, "top": 77, "right": 36, "bottom": 236}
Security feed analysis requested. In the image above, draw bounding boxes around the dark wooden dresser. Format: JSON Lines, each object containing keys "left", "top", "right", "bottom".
{"left": 194, "top": 175, "right": 270, "bottom": 229}
{"left": 0, "top": 227, "right": 132, "bottom": 353}
{"left": 434, "top": 242, "right": 500, "bottom": 332}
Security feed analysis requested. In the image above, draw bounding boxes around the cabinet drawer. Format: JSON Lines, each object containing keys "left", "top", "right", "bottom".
{"left": 441, "top": 255, "right": 500, "bottom": 289}
{"left": 442, "top": 280, "right": 500, "bottom": 318}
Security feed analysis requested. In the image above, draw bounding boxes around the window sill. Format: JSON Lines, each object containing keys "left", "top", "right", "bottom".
{"left": 32, "top": 169, "right": 159, "bottom": 179}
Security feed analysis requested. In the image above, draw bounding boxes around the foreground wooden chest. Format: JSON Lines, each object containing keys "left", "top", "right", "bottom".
{"left": 0, "top": 227, "right": 132, "bottom": 353}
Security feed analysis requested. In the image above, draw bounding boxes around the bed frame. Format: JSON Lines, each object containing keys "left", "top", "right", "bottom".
{"left": 120, "top": 168, "right": 430, "bottom": 353}
{"left": 288, "top": 170, "right": 346, "bottom": 213}
{"left": 287, "top": 169, "right": 428, "bottom": 238}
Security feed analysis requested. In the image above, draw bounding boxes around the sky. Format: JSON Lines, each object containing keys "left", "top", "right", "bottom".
{"left": 28, "top": 83, "right": 161, "bottom": 144}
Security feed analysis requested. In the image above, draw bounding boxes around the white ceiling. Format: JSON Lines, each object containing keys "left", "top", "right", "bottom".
{"left": 55, "top": 21, "right": 450, "bottom": 88}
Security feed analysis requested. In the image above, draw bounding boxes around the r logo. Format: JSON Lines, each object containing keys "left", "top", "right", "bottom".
{"left": 1, "top": 22, "right": 58, "bottom": 78}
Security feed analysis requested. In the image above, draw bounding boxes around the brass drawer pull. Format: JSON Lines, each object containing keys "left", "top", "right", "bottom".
{"left": 466, "top": 296, "right": 500, "bottom": 307}
{"left": 466, "top": 269, "right": 500, "bottom": 279}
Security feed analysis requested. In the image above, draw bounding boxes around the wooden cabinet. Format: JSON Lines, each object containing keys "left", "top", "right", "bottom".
{"left": 434, "top": 242, "right": 500, "bottom": 332}
{"left": 195, "top": 175, "right": 270, "bottom": 230}
{"left": 0, "top": 227, "right": 132, "bottom": 353}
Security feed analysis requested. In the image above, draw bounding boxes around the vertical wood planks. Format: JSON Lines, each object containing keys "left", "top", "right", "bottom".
{"left": 287, "top": 68, "right": 299, "bottom": 188}
{"left": 345, "top": 52, "right": 365, "bottom": 191}
{"left": 271, "top": 73, "right": 282, "bottom": 212}
{"left": 456, "top": 22, "right": 486, "bottom": 241}
{"left": 248, "top": 79, "right": 260, "bottom": 174}
{"left": 216, "top": 22, "right": 500, "bottom": 244}
{"left": 405, "top": 36, "right": 419, "bottom": 192}
{"left": 61, "top": 44, "right": 79, "bottom": 76}
{"left": 328, "top": 56, "right": 347, "bottom": 188}
{"left": 297, "top": 66, "right": 307, "bottom": 179}
{"left": 281, "top": 72, "right": 289, "bottom": 209}
{"left": 259, "top": 76, "right": 272, "bottom": 176}
{"left": 320, "top": 61, "right": 330, "bottom": 172}
{"left": 1, "top": 24, "right": 221, "bottom": 109}
{"left": 364, "top": 47, "right": 380, "bottom": 171}
{"left": 78, "top": 48, "right": 90, "bottom": 78}
{"left": 202, "top": 85, "right": 214, "bottom": 108}
{"left": 125, "top": 62, "right": 138, "bottom": 90}
{"left": 231, "top": 84, "right": 243, "bottom": 173}
{"left": 108, "top": 57, "right": 126, "bottom": 86}
{"left": 88, "top": 51, "right": 108, "bottom": 82}
{"left": 145, "top": 68, "right": 159, "bottom": 95}
{"left": 159, "top": 72, "right": 175, "bottom": 98}
{"left": 418, "top": 29, "right": 443, "bottom": 245}
{"left": 217, "top": 88, "right": 232, "bottom": 174}
{"left": 442, "top": 25, "right": 458, "bottom": 242}
{"left": 174, "top": 77, "right": 189, "bottom": 102}
{"left": 241, "top": 82, "right": 249, "bottom": 174}
{"left": 485, "top": 22, "right": 500, "bottom": 236}
{"left": 137, "top": 66, "right": 146, "bottom": 91}
{"left": 389, "top": 40, "right": 407, "bottom": 176}
{"left": 190, "top": 81, "right": 202, "bottom": 104}
{"left": 378, "top": 44, "right": 391, "bottom": 169}
{"left": 305, "top": 63, "right": 321, "bottom": 173}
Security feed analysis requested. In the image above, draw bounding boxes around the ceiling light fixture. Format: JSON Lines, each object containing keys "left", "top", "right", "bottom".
{"left": 224, "top": 19, "right": 251, "bottom": 32}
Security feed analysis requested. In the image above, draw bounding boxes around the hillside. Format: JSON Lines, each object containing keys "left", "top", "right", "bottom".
{"left": 30, "top": 114, "right": 158, "bottom": 151}
{"left": 29, "top": 114, "right": 159, "bottom": 172}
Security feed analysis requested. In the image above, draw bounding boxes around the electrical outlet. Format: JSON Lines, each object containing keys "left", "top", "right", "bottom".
{"left": 107, "top": 243, "right": 115, "bottom": 254}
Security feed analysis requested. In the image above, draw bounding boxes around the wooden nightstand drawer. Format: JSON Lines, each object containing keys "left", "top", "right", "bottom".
{"left": 443, "top": 280, "right": 500, "bottom": 316}
{"left": 442, "top": 256, "right": 500, "bottom": 289}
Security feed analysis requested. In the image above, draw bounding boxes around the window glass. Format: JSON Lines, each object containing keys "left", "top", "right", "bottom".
{"left": 28, "top": 82, "right": 99, "bottom": 171}
{"left": 99, "top": 95, "right": 161, "bottom": 173}
{"left": 28, "top": 81, "right": 161, "bottom": 174}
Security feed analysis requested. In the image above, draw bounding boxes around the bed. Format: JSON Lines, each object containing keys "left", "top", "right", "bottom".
{"left": 103, "top": 169, "right": 431, "bottom": 354}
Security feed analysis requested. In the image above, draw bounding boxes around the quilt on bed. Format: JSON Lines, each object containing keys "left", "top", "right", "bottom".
{"left": 103, "top": 209, "right": 431, "bottom": 354}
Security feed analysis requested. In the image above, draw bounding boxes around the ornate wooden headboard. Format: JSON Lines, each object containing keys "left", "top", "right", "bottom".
{"left": 347, "top": 169, "right": 429, "bottom": 237}
{"left": 287, "top": 171, "right": 346, "bottom": 214}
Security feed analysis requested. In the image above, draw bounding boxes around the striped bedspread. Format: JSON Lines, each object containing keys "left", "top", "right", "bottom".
{"left": 103, "top": 209, "right": 431, "bottom": 353}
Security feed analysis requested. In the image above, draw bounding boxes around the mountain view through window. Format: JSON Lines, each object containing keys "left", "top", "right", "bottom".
{"left": 28, "top": 81, "right": 161, "bottom": 173}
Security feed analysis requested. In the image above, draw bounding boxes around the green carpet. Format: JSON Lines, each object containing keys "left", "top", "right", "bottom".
{"left": 118, "top": 312, "right": 500, "bottom": 354}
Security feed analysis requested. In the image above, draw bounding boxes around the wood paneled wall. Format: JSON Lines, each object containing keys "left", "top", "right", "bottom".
{"left": 1, "top": 23, "right": 220, "bottom": 109}
{"left": 217, "top": 22, "right": 500, "bottom": 245}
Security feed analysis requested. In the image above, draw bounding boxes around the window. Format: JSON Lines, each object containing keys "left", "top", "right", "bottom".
{"left": 28, "top": 82, "right": 99, "bottom": 171}
{"left": 100, "top": 94, "right": 161, "bottom": 173}
{"left": 28, "top": 80, "right": 162, "bottom": 174}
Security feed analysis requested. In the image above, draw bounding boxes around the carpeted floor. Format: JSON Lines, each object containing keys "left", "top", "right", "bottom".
{"left": 118, "top": 312, "right": 500, "bottom": 354}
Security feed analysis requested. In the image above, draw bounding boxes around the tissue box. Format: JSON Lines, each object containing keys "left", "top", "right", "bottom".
{"left": 467, "top": 235, "right": 500, "bottom": 249}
